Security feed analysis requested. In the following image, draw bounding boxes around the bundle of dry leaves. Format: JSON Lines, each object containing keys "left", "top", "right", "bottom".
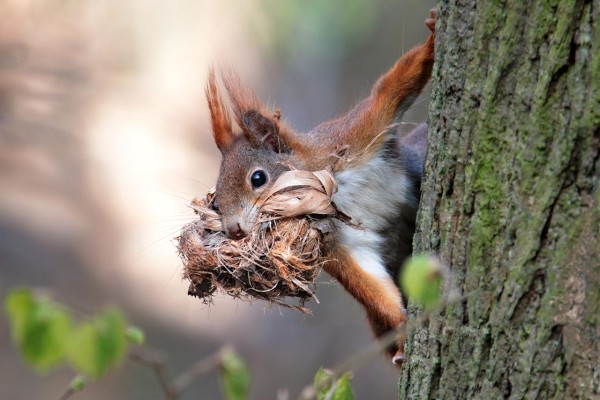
{"left": 178, "top": 170, "right": 343, "bottom": 313}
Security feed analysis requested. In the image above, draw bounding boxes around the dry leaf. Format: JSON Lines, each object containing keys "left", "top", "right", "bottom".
{"left": 178, "top": 170, "right": 342, "bottom": 312}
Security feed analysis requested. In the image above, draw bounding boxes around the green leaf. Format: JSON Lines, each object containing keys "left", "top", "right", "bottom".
{"left": 68, "top": 322, "right": 98, "bottom": 376}
{"left": 331, "top": 373, "right": 354, "bottom": 400}
{"left": 70, "top": 374, "right": 87, "bottom": 391}
{"left": 5, "top": 288, "right": 35, "bottom": 343}
{"left": 67, "top": 309, "right": 127, "bottom": 378}
{"left": 314, "top": 367, "right": 333, "bottom": 400}
{"left": 5, "top": 288, "right": 71, "bottom": 373}
{"left": 219, "top": 349, "right": 250, "bottom": 400}
{"left": 400, "top": 256, "right": 443, "bottom": 310}
{"left": 125, "top": 326, "right": 145, "bottom": 345}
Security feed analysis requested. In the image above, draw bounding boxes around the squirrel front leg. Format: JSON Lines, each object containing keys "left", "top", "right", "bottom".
{"left": 302, "top": 9, "right": 437, "bottom": 170}
{"left": 368, "top": 12, "right": 436, "bottom": 129}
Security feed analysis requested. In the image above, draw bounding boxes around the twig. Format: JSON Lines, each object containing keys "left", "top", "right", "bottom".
{"left": 172, "top": 347, "right": 227, "bottom": 393}
{"left": 294, "top": 289, "right": 478, "bottom": 400}
{"left": 129, "top": 349, "right": 177, "bottom": 399}
{"left": 295, "top": 319, "right": 415, "bottom": 400}
{"left": 58, "top": 388, "right": 76, "bottom": 400}
{"left": 129, "top": 346, "right": 227, "bottom": 400}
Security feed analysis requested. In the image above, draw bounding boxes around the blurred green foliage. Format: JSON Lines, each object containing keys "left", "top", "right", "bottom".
{"left": 314, "top": 367, "right": 355, "bottom": 400}
{"left": 252, "top": 0, "right": 377, "bottom": 60}
{"left": 67, "top": 309, "right": 127, "bottom": 379}
{"left": 5, "top": 289, "right": 71, "bottom": 373}
{"left": 219, "top": 349, "right": 251, "bottom": 400}
{"left": 125, "top": 326, "right": 146, "bottom": 345}
{"left": 5, "top": 287, "right": 356, "bottom": 399}
{"left": 69, "top": 374, "right": 87, "bottom": 392}
{"left": 400, "top": 255, "right": 443, "bottom": 310}
{"left": 5, "top": 288, "right": 131, "bottom": 379}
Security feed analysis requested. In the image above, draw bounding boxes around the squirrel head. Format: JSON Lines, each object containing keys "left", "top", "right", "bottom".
{"left": 206, "top": 68, "right": 294, "bottom": 239}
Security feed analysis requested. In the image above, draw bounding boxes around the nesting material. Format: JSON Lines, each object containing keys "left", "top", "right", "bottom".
{"left": 178, "top": 170, "right": 341, "bottom": 313}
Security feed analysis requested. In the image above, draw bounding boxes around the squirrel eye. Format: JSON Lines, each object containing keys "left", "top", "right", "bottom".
{"left": 250, "top": 170, "right": 268, "bottom": 188}
{"left": 212, "top": 198, "right": 219, "bottom": 211}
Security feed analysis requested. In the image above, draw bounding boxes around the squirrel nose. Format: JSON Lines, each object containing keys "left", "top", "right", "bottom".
{"left": 227, "top": 223, "right": 247, "bottom": 240}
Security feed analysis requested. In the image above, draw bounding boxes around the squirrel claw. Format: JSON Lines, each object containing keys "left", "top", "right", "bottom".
{"left": 425, "top": 8, "right": 437, "bottom": 33}
{"left": 392, "top": 350, "right": 405, "bottom": 366}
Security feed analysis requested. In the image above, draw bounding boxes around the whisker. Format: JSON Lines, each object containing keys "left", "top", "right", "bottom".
{"left": 132, "top": 227, "right": 186, "bottom": 261}
{"left": 152, "top": 190, "right": 196, "bottom": 202}
{"left": 159, "top": 261, "right": 186, "bottom": 297}
{"left": 166, "top": 171, "right": 215, "bottom": 187}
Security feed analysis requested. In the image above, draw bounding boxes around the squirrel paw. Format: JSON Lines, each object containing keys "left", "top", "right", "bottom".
{"left": 392, "top": 335, "right": 406, "bottom": 366}
{"left": 392, "top": 349, "right": 405, "bottom": 366}
{"left": 425, "top": 8, "right": 438, "bottom": 33}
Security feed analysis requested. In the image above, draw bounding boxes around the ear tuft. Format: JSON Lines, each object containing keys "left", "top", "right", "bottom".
{"left": 221, "top": 68, "right": 262, "bottom": 129}
{"left": 219, "top": 68, "right": 288, "bottom": 153}
{"left": 206, "top": 68, "right": 235, "bottom": 153}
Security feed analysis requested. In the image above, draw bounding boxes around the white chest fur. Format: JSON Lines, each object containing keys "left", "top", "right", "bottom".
{"left": 332, "top": 155, "right": 410, "bottom": 280}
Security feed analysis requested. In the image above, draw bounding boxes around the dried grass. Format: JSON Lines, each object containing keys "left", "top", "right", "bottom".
{"left": 177, "top": 170, "right": 343, "bottom": 313}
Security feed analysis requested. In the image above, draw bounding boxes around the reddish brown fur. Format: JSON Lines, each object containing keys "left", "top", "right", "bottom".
{"left": 326, "top": 246, "right": 407, "bottom": 358}
{"left": 205, "top": 68, "right": 234, "bottom": 152}
{"left": 294, "top": 33, "right": 435, "bottom": 171}
{"left": 206, "top": 68, "right": 308, "bottom": 160}
{"left": 211, "top": 30, "right": 434, "bottom": 169}
{"left": 220, "top": 68, "right": 263, "bottom": 129}
{"left": 206, "top": 10, "right": 437, "bottom": 365}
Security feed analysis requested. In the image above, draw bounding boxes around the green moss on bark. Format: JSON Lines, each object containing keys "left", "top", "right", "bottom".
{"left": 400, "top": 0, "right": 599, "bottom": 398}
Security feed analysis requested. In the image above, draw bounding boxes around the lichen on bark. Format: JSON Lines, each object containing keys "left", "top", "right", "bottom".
{"left": 399, "top": 0, "right": 600, "bottom": 398}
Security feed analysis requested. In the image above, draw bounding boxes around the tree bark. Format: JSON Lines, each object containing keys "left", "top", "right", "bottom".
{"left": 399, "top": 0, "right": 599, "bottom": 399}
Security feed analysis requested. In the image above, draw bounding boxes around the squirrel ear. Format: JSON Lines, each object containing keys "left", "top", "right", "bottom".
{"left": 206, "top": 68, "right": 235, "bottom": 153}
{"left": 242, "top": 110, "right": 286, "bottom": 153}
{"left": 219, "top": 68, "right": 289, "bottom": 153}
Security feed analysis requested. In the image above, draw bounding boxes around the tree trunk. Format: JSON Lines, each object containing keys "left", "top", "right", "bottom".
{"left": 399, "top": 0, "right": 599, "bottom": 399}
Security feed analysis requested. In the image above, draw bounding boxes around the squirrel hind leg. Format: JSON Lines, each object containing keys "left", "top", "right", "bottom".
{"left": 325, "top": 248, "right": 408, "bottom": 365}
{"left": 366, "top": 309, "right": 407, "bottom": 362}
{"left": 392, "top": 347, "right": 405, "bottom": 366}
{"left": 366, "top": 301, "right": 407, "bottom": 368}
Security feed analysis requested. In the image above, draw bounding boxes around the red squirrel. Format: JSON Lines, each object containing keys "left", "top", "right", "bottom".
{"left": 205, "top": 10, "right": 436, "bottom": 365}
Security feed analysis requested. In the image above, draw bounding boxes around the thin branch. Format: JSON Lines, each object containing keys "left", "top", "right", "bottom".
{"left": 129, "top": 346, "right": 227, "bottom": 400}
{"left": 294, "top": 289, "right": 476, "bottom": 400}
{"left": 295, "top": 320, "right": 414, "bottom": 400}
{"left": 58, "top": 388, "right": 76, "bottom": 400}
{"left": 129, "top": 349, "right": 177, "bottom": 400}
{"left": 57, "top": 375, "right": 86, "bottom": 400}
{"left": 172, "top": 347, "right": 227, "bottom": 393}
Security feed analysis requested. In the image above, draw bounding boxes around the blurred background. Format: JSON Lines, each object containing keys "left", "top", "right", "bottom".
{"left": 0, "top": 0, "right": 434, "bottom": 398}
